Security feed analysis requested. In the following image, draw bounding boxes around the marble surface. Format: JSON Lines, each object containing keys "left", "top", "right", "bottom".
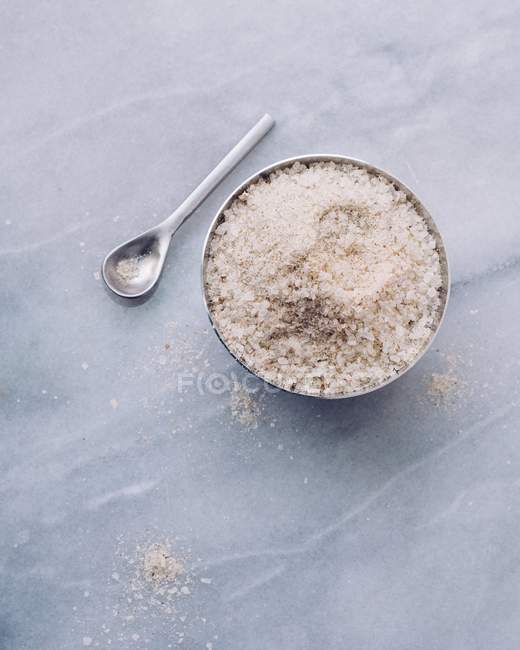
{"left": 2, "top": 1, "right": 520, "bottom": 648}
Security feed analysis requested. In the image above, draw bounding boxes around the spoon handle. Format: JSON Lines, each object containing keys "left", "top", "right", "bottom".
{"left": 163, "top": 113, "right": 275, "bottom": 235}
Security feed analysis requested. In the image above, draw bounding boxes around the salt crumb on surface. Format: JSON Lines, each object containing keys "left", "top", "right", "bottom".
{"left": 229, "top": 382, "right": 262, "bottom": 428}
{"left": 110, "top": 398, "right": 119, "bottom": 409}
{"left": 142, "top": 543, "right": 184, "bottom": 583}
{"left": 426, "top": 351, "right": 466, "bottom": 406}
{"left": 90, "top": 536, "right": 207, "bottom": 645}
{"left": 428, "top": 372, "right": 458, "bottom": 401}
{"left": 206, "top": 161, "right": 444, "bottom": 396}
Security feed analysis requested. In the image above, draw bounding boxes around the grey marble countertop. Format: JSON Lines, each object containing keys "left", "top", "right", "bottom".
{"left": 2, "top": 1, "right": 520, "bottom": 648}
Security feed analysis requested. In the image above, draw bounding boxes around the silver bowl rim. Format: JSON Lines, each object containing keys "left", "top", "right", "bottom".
{"left": 201, "top": 153, "right": 450, "bottom": 399}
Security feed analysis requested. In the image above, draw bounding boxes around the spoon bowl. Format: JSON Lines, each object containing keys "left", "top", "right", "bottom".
{"left": 102, "top": 226, "right": 170, "bottom": 298}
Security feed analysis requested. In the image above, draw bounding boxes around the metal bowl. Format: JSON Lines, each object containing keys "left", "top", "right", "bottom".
{"left": 201, "top": 154, "right": 450, "bottom": 399}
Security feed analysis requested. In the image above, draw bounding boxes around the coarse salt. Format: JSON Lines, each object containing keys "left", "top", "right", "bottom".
{"left": 205, "top": 161, "right": 443, "bottom": 395}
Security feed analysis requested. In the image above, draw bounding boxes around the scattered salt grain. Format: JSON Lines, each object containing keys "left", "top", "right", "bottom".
{"left": 103, "top": 537, "right": 198, "bottom": 644}
{"left": 110, "top": 398, "right": 119, "bottom": 409}
{"left": 229, "top": 382, "right": 261, "bottom": 428}
{"left": 143, "top": 543, "right": 184, "bottom": 583}
{"left": 428, "top": 372, "right": 458, "bottom": 401}
{"left": 426, "top": 351, "right": 466, "bottom": 406}
{"left": 116, "top": 256, "right": 144, "bottom": 282}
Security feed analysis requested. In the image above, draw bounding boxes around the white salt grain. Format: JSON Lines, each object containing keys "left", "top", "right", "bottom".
{"left": 116, "top": 255, "right": 148, "bottom": 282}
{"left": 429, "top": 372, "right": 458, "bottom": 401}
{"left": 142, "top": 543, "right": 184, "bottom": 583}
{"left": 229, "top": 382, "right": 262, "bottom": 428}
{"left": 206, "top": 161, "right": 443, "bottom": 395}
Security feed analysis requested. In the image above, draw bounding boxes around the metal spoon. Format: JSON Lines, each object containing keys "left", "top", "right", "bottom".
{"left": 102, "top": 113, "right": 275, "bottom": 298}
